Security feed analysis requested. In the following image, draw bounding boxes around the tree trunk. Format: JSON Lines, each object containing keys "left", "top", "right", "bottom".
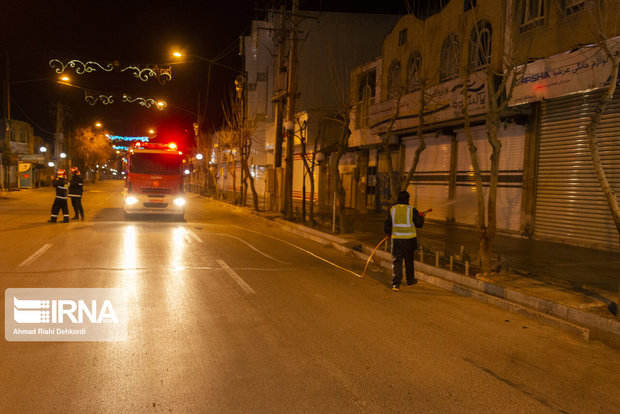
{"left": 586, "top": 41, "right": 620, "bottom": 245}
{"left": 241, "top": 157, "right": 259, "bottom": 211}
{"left": 402, "top": 83, "right": 428, "bottom": 191}
{"left": 381, "top": 92, "right": 404, "bottom": 204}
{"left": 462, "top": 76, "right": 489, "bottom": 271}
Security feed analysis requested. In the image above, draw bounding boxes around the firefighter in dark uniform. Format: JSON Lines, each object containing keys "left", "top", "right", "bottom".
{"left": 68, "top": 167, "right": 84, "bottom": 220}
{"left": 384, "top": 190, "right": 426, "bottom": 291}
{"left": 48, "top": 169, "right": 70, "bottom": 223}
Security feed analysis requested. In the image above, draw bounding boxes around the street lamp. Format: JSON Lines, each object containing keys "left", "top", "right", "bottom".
{"left": 60, "top": 152, "right": 67, "bottom": 159}
{"left": 95, "top": 122, "right": 102, "bottom": 128}
{"left": 195, "top": 153, "right": 203, "bottom": 160}
{"left": 39, "top": 146, "right": 47, "bottom": 153}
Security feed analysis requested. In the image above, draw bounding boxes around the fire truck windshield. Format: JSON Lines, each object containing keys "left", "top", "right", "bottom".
{"left": 129, "top": 153, "right": 183, "bottom": 175}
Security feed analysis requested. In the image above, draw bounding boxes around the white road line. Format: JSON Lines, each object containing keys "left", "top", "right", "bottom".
{"left": 186, "top": 230, "right": 203, "bottom": 243}
{"left": 211, "top": 233, "right": 289, "bottom": 264}
{"left": 18, "top": 244, "right": 52, "bottom": 268}
{"left": 216, "top": 259, "right": 256, "bottom": 294}
{"left": 232, "top": 225, "right": 363, "bottom": 278}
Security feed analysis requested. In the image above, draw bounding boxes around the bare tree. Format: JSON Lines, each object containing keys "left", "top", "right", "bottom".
{"left": 401, "top": 81, "right": 428, "bottom": 193}
{"left": 379, "top": 62, "right": 430, "bottom": 203}
{"left": 221, "top": 92, "right": 260, "bottom": 211}
{"left": 460, "top": 4, "right": 528, "bottom": 272}
{"left": 379, "top": 88, "right": 405, "bottom": 203}
{"left": 326, "top": 111, "right": 353, "bottom": 233}
{"left": 71, "top": 125, "right": 114, "bottom": 182}
{"left": 297, "top": 118, "right": 319, "bottom": 225}
{"left": 578, "top": 1, "right": 620, "bottom": 245}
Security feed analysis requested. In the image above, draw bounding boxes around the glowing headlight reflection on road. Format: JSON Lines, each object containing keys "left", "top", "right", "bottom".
{"left": 121, "top": 225, "right": 139, "bottom": 297}
{"left": 170, "top": 227, "right": 186, "bottom": 271}
{"left": 122, "top": 226, "right": 137, "bottom": 270}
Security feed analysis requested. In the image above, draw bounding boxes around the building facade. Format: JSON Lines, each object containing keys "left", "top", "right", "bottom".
{"left": 346, "top": 0, "right": 620, "bottom": 251}
{"left": 216, "top": 9, "right": 400, "bottom": 213}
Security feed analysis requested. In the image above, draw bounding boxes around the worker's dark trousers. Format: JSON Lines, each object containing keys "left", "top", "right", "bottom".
{"left": 70, "top": 196, "right": 84, "bottom": 219}
{"left": 391, "top": 237, "right": 417, "bottom": 287}
{"left": 50, "top": 198, "right": 70, "bottom": 222}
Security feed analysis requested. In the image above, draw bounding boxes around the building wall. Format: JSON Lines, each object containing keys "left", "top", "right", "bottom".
{"left": 514, "top": 0, "right": 620, "bottom": 64}
{"left": 381, "top": 0, "right": 506, "bottom": 99}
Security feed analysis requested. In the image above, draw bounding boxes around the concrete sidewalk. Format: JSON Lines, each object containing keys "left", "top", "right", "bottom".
{"left": 214, "top": 199, "right": 620, "bottom": 347}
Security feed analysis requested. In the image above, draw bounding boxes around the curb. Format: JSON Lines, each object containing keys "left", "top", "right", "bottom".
{"left": 208, "top": 198, "right": 620, "bottom": 346}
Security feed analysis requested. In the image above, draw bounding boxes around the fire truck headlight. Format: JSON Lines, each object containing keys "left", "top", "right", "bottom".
{"left": 125, "top": 196, "right": 138, "bottom": 205}
{"left": 173, "top": 197, "right": 186, "bottom": 207}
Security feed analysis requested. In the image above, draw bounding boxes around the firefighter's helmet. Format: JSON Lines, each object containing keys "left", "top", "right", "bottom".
{"left": 56, "top": 169, "right": 66, "bottom": 178}
{"left": 70, "top": 167, "right": 80, "bottom": 175}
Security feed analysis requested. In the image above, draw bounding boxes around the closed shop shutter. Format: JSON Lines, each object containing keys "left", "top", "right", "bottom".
{"left": 454, "top": 124, "right": 525, "bottom": 232}
{"left": 534, "top": 91, "right": 620, "bottom": 251}
{"left": 405, "top": 133, "right": 451, "bottom": 220}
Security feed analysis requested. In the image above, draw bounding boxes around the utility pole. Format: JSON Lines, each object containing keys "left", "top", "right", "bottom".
{"left": 283, "top": 0, "right": 298, "bottom": 218}
{"left": 273, "top": 5, "right": 286, "bottom": 170}
{"left": 54, "top": 102, "right": 64, "bottom": 167}
{"left": 2, "top": 51, "right": 9, "bottom": 191}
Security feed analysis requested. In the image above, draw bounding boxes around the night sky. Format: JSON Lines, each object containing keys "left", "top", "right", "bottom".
{"left": 1, "top": 0, "right": 412, "bottom": 149}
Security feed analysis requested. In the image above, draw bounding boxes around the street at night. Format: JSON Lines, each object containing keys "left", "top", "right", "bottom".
{"left": 3, "top": 0, "right": 620, "bottom": 412}
{"left": 1, "top": 181, "right": 619, "bottom": 412}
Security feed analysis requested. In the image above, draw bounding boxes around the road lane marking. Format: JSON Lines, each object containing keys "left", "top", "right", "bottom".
{"left": 211, "top": 233, "right": 289, "bottom": 264}
{"left": 216, "top": 259, "right": 256, "bottom": 294}
{"left": 186, "top": 229, "right": 203, "bottom": 243}
{"left": 18, "top": 244, "right": 52, "bottom": 268}
{"left": 233, "top": 225, "right": 363, "bottom": 278}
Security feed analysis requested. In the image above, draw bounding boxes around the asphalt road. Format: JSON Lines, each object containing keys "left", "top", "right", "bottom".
{"left": 1, "top": 180, "right": 619, "bottom": 413}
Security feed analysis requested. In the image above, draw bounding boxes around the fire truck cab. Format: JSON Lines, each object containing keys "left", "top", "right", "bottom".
{"left": 122, "top": 142, "right": 186, "bottom": 219}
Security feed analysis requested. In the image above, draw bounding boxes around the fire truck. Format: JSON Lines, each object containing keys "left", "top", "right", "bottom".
{"left": 122, "top": 142, "right": 186, "bottom": 219}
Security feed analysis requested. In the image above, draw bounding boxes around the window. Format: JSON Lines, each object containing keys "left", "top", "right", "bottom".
{"left": 357, "top": 85, "right": 372, "bottom": 128}
{"left": 406, "top": 51, "right": 422, "bottom": 92}
{"left": 464, "top": 0, "right": 477, "bottom": 11}
{"left": 564, "top": 0, "right": 590, "bottom": 15}
{"left": 19, "top": 129, "right": 26, "bottom": 143}
{"left": 518, "top": 0, "right": 545, "bottom": 32}
{"left": 387, "top": 60, "right": 402, "bottom": 98}
{"left": 398, "top": 28, "right": 408, "bottom": 46}
{"left": 356, "top": 69, "right": 376, "bottom": 129}
{"left": 440, "top": 34, "right": 460, "bottom": 82}
{"left": 469, "top": 20, "right": 492, "bottom": 71}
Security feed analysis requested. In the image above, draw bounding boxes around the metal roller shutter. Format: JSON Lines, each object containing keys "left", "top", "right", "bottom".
{"left": 405, "top": 133, "right": 451, "bottom": 220}
{"left": 534, "top": 91, "right": 620, "bottom": 251}
{"left": 454, "top": 125, "right": 525, "bottom": 232}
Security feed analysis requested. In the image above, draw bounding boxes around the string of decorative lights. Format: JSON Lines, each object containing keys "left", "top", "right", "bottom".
{"left": 57, "top": 80, "right": 166, "bottom": 109}
{"left": 49, "top": 58, "right": 172, "bottom": 84}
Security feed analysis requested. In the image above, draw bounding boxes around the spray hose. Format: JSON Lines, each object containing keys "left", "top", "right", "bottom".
{"left": 362, "top": 236, "right": 390, "bottom": 277}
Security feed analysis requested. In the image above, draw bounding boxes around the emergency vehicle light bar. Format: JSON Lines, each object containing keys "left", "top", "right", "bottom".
{"left": 131, "top": 142, "right": 179, "bottom": 151}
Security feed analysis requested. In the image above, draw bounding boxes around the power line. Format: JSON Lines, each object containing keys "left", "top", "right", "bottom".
{"left": 10, "top": 98, "right": 54, "bottom": 137}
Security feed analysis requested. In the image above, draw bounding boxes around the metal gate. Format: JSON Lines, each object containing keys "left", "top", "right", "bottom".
{"left": 454, "top": 124, "right": 525, "bottom": 232}
{"left": 534, "top": 91, "right": 620, "bottom": 251}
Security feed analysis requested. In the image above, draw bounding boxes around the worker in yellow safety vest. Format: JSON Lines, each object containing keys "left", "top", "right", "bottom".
{"left": 384, "top": 191, "right": 426, "bottom": 291}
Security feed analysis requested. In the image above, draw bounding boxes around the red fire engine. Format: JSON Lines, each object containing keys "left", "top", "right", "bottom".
{"left": 122, "top": 142, "right": 186, "bottom": 219}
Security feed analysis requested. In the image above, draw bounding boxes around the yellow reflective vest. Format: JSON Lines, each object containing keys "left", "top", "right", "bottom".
{"left": 390, "top": 204, "right": 417, "bottom": 239}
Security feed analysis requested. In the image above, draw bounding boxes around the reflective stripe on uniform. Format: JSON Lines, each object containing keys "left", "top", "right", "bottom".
{"left": 56, "top": 196, "right": 67, "bottom": 199}
{"left": 390, "top": 204, "right": 416, "bottom": 239}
